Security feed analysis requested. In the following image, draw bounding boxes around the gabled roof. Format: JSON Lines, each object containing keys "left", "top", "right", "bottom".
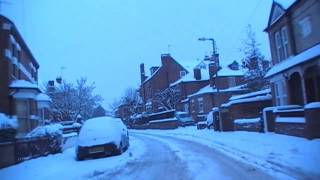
{"left": 142, "top": 54, "right": 188, "bottom": 85}
{"left": 265, "top": 0, "right": 297, "bottom": 31}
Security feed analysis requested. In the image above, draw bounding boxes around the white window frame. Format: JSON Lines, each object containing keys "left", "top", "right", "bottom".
{"left": 191, "top": 99, "right": 195, "bottom": 113}
{"left": 198, "top": 97, "right": 204, "bottom": 113}
{"left": 275, "top": 31, "right": 283, "bottom": 63}
{"left": 275, "top": 81, "right": 288, "bottom": 106}
{"left": 281, "top": 26, "right": 289, "bottom": 59}
{"left": 184, "top": 103, "right": 189, "bottom": 113}
{"left": 180, "top": 70, "right": 186, "bottom": 78}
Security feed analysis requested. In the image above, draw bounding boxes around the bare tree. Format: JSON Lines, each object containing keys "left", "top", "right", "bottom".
{"left": 153, "top": 86, "right": 181, "bottom": 111}
{"left": 45, "top": 77, "right": 103, "bottom": 121}
{"left": 241, "top": 25, "right": 270, "bottom": 91}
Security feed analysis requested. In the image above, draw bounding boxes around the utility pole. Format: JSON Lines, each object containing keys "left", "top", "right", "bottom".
{"left": 198, "top": 37, "right": 220, "bottom": 92}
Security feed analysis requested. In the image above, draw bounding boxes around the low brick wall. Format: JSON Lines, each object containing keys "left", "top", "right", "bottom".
{"left": 131, "top": 123, "right": 150, "bottom": 130}
{"left": 275, "top": 122, "right": 307, "bottom": 138}
{"left": 228, "top": 100, "right": 272, "bottom": 120}
{"left": 149, "top": 119, "right": 178, "bottom": 130}
{"left": 234, "top": 121, "right": 262, "bottom": 132}
{"left": 0, "top": 142, "right": 15, "bottom": 169}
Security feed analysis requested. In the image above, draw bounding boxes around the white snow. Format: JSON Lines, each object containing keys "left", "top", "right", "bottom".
{"left": 36, "top": 93, "right": 51, "bottom": 102}
{"left": 149, "top": 118, "right": 177, "bottom": 123}
{"left": 234, "top": 118, "right": 261, "bottom": 124}
{"left": 222, "top": 94, "right": 272, "bottom": 107}
{"left": 26, "top": 124, "right": 63, "bottom": 138}
{"left": 305, "top": 102, "right": 320, "bottom": 109}
{"left": 10, "top": 80, "right": 38, "bottom": 89}
{"left": 0, "top": 136, "right": 146, "bottom": 180}
{"left": 274, "top": 0, "right": 296, "bottom": 9}
{"left": 133, "top": 127, "right": 320, "bottom": 178}
{"left": 170, "top": 67, "right": 209, "bottom": 86}
{"left": 206, "top": 111, "right": 214, "bottom": 126}
{"left": 265, "top": 44, "right": 320, "bottom": 78}
{"left": 0, "top": 113, "right": 18, "bottom": 130}
{"left": 230, "top": 88, "right": 271, "bottom": 101}
{"left": 188, "top": 85, "right": 216, "bottom": 97}
{"left": 217, "top": 65, "right": 244, "bottom": 77}
{"left": 77, "top": 117, "right": 126, "bottom": 147}
{"left": 276, "top": 117, "right": 306, "bottom": 123}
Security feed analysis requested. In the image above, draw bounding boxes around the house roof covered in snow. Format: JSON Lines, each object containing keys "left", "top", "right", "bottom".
{"left": 171, "top": 60, "right": 244, "bottom": 87}
{"left": 36, "top": 93, "right": 51, "bottom": 102}
{"left": 188, "top": 84, "right": 247, "bottom": 98}
{"left": 10, "top": 80, "right": 39, "bottom": 89}
{"left": 230, "top": 88, "right": 271, "bottom": 101}
{"left": 265, "top": 43, "right": 320, "bottom": 78}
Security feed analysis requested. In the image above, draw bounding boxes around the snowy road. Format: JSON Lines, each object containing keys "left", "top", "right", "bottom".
{"left": 96, "top": 132, "right": 272, "bottom": 180}
{"left": 2, "top": 129, "right": 318, "bottom": 180}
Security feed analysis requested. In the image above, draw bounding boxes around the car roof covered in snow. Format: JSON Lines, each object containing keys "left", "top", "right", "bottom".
{"left": 77, "top": 117, "right": 126, "bottom": 147}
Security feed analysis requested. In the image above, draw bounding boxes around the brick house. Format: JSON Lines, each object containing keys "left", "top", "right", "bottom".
{"left": 186, "top": 60, "right": 247, "bottom": 122}
{"left": 264, "top": 0, "right": 320, "bottom": 106}
{"left": 169, "top": 57, "right": 212, "bottom": 112}
{"left": 0, "top": 15, "right": 47, "bottom": 136}
{"left": 139, "top": 54, "right": 188, "bottom": 113}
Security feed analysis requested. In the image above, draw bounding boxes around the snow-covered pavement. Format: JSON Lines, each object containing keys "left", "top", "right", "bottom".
{"left": 1, "top": 127, "right": 320, "bottom": 180}
{"left": 0, "top": 136, "right": 146, "bottom": 180}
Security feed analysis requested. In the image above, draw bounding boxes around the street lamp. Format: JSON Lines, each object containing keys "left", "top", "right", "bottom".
{"left": 198, "top": 37, "right": 222, "bottom": 131}
{"left": 198, "top": 37, "right": 217, "bottom": 56}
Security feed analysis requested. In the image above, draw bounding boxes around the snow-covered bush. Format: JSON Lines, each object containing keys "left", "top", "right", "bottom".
{"left": 27, "top": 124, "right": 63, "bottom": 138}
{"left": 0, "top": 113, "right": 18, "bottom": 142}
{"left": 0, "top": 113, "right": 18, "bottom": 130}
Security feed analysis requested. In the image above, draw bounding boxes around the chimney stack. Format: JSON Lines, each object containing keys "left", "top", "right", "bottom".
{"left": 193, "top": 68, "right": 201, "bottom": 80}
{"left": 161, "top": 54, "right": 171, "bottom": 66}
{"left": 140, "top": 63, "right": 146, "bottom": 83}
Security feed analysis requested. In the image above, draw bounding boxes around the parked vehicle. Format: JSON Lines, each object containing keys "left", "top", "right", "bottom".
{"left": 197, "top": 121, "right": 207, "bottom": 130}
{"left": 75, "top": 117, "right": 129, "bottom": 161}
{"left": 176, "top": 112, "right": 195, "bottom": 127}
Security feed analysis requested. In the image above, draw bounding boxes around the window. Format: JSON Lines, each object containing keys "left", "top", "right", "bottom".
{"left": 228, "top": 77, "right": 236, "bottom": 87}
{"left": 281, "top": 27, "right": 289, "bottom": 59}
{"left": 198, "top": 98, "right": 204, "bottom": 113}
{"left": 274, "top": 26, "right": 290, "bottom": 62}
{"left": 275, "top": 31, "right": 283, "bottom": 62}
{"left": 299, "top": 16, "right": 312, "bottom": 38}
{"left": 180, "top": 70, "right": 186, "bottom": 77}
{"left": 184, "top": 103, "right": 189, "bottom": 113}
{"left": 274, "top": 81, "right": 288, "bottom": 106}
{"left": 191, "top": 99, "right": 195, "bottom": 113}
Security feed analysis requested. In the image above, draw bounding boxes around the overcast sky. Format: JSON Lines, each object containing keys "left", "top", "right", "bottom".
{"left": 2, "top": 0, "right": 272, "bottom": 108}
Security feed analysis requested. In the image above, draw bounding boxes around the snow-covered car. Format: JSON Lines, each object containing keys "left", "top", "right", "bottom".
{"left": 197, "top": 121, "right": 207, "bottom": 130}
{"left": 175, "top": 112, "right": 195, "bottom": 127}
{"left": 75, "top": 117, "right": 129, "bottom": 161}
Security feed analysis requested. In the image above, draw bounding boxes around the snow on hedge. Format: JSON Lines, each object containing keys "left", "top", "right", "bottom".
{"left": 305, "top": 102, "right": 320, "bottom": 109}
{"left": 234, "top": 118, "right": 261, "bottom": 124}
{"left": 27, "top": 124, "right": 63, "bottom": 138}
{"left": 0, "top": 113, "right": 18, "bottom": 130}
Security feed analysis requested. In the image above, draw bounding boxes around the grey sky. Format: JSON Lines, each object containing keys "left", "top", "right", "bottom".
{"left": 2, "top": 0, "right": 272, "bottom": 108}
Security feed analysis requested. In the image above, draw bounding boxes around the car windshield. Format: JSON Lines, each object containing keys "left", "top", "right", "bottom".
{"left": 2, "top": 1, "right": 320, "bottom": 179}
